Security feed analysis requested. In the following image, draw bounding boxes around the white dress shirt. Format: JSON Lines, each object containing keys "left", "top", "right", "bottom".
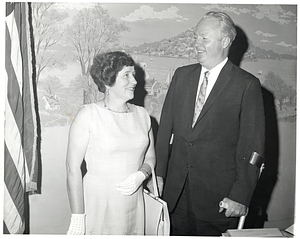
{"left": 195, "top": 58, "right": 228, "bottom": 104}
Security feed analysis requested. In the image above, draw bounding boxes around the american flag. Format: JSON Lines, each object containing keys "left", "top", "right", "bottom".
{"left": 4, "top": 2, "right": 40, "bottom": 234}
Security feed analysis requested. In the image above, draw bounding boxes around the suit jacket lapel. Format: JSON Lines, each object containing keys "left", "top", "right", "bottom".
{"left": 195, "top": 60, "right": 234, "bottom": 124}
{"left": 188, "top": 64, "right": 201, "bottom": 127}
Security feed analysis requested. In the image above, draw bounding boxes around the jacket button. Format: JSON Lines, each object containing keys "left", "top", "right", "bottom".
{"left": 189, "top": 142, "right": 193, "bottom": 147}
{"left": 186, "top": 164, "right": 189, "bottom": 168}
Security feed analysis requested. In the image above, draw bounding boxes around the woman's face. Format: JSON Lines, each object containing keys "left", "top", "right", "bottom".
{"left": 110, "top": 66, "right": 137, "bottom": 101}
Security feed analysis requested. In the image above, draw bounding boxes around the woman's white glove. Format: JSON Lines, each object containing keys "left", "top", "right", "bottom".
{"left": 67, "top": 214, "right": 86, "bottom": 235}
{"left": 116, "top": 171, "right": 146, "bottom": 195}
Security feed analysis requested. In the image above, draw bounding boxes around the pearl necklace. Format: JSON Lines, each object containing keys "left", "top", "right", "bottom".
{"left": 103, "top": 99, "right": 130, "bottom": 113}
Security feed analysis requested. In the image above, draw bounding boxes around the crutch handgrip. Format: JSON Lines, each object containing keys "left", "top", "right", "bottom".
{"left": 238, "top": 216, "right": 246, "bottom": 230}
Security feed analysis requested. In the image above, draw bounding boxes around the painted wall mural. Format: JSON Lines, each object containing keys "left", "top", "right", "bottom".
{"left": 34, "top": 3, "right": 296, "bottom": 127}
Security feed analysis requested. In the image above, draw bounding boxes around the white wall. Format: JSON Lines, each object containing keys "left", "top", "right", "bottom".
{"left": 29, "top": 126, "right": 70, "bottom": 234}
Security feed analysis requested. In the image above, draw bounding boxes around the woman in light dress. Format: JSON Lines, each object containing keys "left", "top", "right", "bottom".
{"left": 66, "top": 51, "right": 156, "bottom": 235}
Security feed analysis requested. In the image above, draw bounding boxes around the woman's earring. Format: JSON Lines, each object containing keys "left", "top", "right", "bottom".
{"left": 106, "top": 89, "right": 109, "bottom": 95}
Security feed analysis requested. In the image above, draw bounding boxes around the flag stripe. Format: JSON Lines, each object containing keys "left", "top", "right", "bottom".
{"left": 21, "top": 2, "right": 38, "bottom": 191}
{"left": 4, "top": 143, "right": 25, "bottom": 220}
{"left": 5, "top": 91, "right": 29, "bottom": 187}
{"left": 4, "top": 2, "right": 39, "bottom": 234}
{"left": 6, "top": 5, "right": 23, "bottom": 98}
{"left": 3, "top": 181, "right": 24, "bottom": 234}
{"left": 5, "top": 17, "right": 26, "bottom": 188}
{"left": 5, "top": 24, "right": 23, "bottom": 133}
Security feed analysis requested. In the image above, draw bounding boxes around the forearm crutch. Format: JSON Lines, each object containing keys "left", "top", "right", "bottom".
{"left": 238, "top": 151, "right": 265, "bottom": 229}
{"left": 219, "top": 151, "right": 265, "bottom": 230}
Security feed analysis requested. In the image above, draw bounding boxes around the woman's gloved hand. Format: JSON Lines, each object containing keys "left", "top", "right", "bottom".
{"left": 67, "top": 214, "right": 86, "bottom": 235}
{"left": 116, "top": 171, "right": 146, "bottom": 195}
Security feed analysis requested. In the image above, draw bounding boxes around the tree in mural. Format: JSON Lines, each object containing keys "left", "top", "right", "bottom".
{"left": 286, "top": 85, "right": 297, "bottom": 106}
{"left": 65, "top": 4, "right": 130, "bottom": 103}
{"left": 69, "top": 74, "right": 101, "bottom": 104}
{"left": 32, "top": 3, "right": 69, "bottom": 83}
{"left": 263, "top": 71, "right": 295, "bottom": 111}
{"left": 39, "top": 75, "right": 64, "bottom": 96}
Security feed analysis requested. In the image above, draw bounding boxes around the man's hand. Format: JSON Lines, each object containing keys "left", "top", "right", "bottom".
{"left": 219, "top": 197, "right": 248, "bottom": 217}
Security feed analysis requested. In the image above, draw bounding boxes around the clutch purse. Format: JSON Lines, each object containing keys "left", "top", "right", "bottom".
{"left": 144, "top": 167, "right": 170, "bottom": 236}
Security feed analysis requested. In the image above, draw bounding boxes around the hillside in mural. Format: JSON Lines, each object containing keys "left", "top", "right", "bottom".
{"left": 122, "top": 27, "right": 297, "bottom": 124}
{"left": 126, "top": 27, "right": 296, "bottom": 62}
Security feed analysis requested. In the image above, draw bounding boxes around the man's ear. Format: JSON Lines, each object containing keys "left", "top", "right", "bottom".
{"left": 222, "top": 36, "right": 231, "bottom": 49}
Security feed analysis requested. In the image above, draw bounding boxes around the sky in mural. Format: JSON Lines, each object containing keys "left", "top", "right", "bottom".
{"left": 52, "top": 1, "right": 297, "bottom": 56}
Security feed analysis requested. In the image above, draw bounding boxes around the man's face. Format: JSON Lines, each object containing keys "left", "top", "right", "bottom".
{"left": 194, "top": 17, "right": 227, "bottom": 70}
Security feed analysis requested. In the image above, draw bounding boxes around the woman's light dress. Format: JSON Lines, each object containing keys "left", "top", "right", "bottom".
{"left": 81, "top": 103, "right": 151, "bottom": 235}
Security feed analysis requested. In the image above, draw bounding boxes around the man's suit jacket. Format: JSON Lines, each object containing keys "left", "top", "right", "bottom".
{"left": 155, "top": 60, "right": 265, "bottom": 221}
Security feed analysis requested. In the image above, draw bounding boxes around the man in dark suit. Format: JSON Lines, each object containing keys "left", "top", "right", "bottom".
{"left": 155, "top": 11, "right": 265, "bottom": 236}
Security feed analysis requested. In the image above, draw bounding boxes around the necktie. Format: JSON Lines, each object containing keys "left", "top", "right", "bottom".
{"left": 192, "top": 71, "right": 210, "bottom": 127}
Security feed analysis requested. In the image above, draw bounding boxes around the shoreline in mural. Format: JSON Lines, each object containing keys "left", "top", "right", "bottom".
{"left": 38, "top": 56, "right": 296, "bottom": 127}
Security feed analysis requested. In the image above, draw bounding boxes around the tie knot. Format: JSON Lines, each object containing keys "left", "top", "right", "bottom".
{"left": 204, "top": 71, "right": 210, "bottom": 78}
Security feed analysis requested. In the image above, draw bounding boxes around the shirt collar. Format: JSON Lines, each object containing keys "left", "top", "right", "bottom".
{"left": 205, "top": 57, "right": 228, "bottom": 75}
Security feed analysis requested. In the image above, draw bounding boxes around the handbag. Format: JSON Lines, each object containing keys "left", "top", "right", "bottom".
{"left": 143, "top": 167, "right": 170, "bottom": 236}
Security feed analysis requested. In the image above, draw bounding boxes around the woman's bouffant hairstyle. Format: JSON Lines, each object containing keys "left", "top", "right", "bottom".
{"left": 89, "top": 51, "right": 135, "bottom": 93}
